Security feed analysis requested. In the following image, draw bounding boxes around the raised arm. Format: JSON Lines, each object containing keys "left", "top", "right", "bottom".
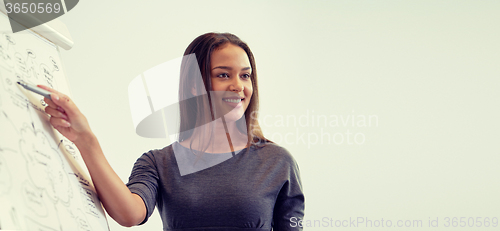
{"left": 39, "top": 85, "right": 146, "bottom": 227}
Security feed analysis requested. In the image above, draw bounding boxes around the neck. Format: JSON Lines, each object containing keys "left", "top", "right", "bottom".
{"left": 181, "top": 116, "right": 248, "bottom": 153}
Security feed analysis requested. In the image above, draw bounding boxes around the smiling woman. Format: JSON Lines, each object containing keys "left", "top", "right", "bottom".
{"left": 127, "top": 33, "right": 305, "bottom": 230}
{"left": 41, "top": 32, "right": 305, "bottom": 231}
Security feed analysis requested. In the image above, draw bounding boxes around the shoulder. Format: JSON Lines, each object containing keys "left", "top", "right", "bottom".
{"left": 134, "top": 143, "right": 176, "bottom": 166}
{"left": 251, "top": 142, "right": 299, "bottom": 168}
{"left": 249, "top": 143, "right": 303, "bottom": 189}
{"left": 254, "top": 142, "right": 290, "bottom": 156}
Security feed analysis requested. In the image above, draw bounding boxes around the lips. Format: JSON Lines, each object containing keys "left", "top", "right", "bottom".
{"left": 222, "top": 97, "right": 244, "bottom": 107}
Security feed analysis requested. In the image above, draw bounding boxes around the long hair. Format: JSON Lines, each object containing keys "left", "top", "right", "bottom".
{"left": 177, "top": 32, "right": 270, "bottom": 150}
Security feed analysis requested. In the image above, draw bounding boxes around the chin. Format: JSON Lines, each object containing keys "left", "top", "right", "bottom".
{"left": 222, "top": 108, "right": 246, "bottom": 122}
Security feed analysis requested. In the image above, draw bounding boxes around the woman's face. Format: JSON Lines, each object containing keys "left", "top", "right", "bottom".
{"left": 210, "top": 43, "right": 253, "bottom": 121}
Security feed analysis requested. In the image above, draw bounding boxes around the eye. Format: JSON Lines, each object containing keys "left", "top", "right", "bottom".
{"left": 241, "top": 73, "right": 251, "bottom": 79}
{"left": 217, "top": 73, "right": 229, "bottom": 78}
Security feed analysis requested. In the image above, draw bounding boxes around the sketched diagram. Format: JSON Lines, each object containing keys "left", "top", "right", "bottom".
{"left": 0, "top": 16, "right": 108, "bottom": 231}
{"left": 0, "top": 34, "right": 59, "bottom": 91}
{"left": 0, "top": 147, "right": 14, "bottom": 196}
{"left": 18, "top": 124, "right": 73, "bottom": 209}
{"left": 0, "top": 34, "right": 15, "bottom": 69}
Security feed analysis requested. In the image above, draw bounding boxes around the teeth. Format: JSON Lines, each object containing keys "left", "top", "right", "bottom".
{"left": 223, "top": 98, "right": 242, "bottom": 103}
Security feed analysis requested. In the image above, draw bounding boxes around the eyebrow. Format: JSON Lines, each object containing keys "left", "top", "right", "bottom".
{"left": 212, "top": 66, "right": 251, "bottom": 71}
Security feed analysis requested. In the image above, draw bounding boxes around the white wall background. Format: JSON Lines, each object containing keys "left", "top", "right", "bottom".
{"left": 58, "top": 0, "right": 500, "bottom": 230}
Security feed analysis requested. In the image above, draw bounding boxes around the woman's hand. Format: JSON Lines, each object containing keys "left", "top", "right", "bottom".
{"left": 38, "top": 85, "right": 93, "bottom": 144}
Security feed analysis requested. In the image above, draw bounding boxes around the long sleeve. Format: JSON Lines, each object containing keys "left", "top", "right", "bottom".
{"left": 126, "top": 151, "right": 160, "bottom": 225}
{"left": 272, "top": 153, "right": 305, "bottom": 230}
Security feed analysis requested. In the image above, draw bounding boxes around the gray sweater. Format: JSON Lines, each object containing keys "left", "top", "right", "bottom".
{"left": 126, "top": 141, "right": 305, "bottom": 231}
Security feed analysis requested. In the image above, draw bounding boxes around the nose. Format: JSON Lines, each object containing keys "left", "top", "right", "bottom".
{"left": 229, "top": 78, "right": 244, "bottom": 92}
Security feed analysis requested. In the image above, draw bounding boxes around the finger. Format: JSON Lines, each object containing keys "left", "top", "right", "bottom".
{"left": 38, "top": 85, "right": 61, "bottom": 94}
{"left": 38, "top": 85, "right": 63, "bottom": 101}
{"left": 38, "top": 85, "right": 79, "bottom": 117}
{"left": 56, "top": 106, "right": 65, "bottom": 113}
{"left": 45, "top": 106, "right": 69, "bottom": 120}
{"left": 50, "top": 116, "right": 71, "bottom": 128}
{"left": 38, "top": 85, "right": 68, "bottom": 107}
{"left": 43, "top": 97, "right": 65, "bottom": 114}
{"left": 43, "top": 97, "right": 57, "bottom": 108}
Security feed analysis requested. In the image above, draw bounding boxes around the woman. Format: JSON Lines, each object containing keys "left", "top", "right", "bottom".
{"left": 41, "top": 32, "right": 304, "bottom": 230}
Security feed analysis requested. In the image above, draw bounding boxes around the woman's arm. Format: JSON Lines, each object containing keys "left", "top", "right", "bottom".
{"left": 272, "top": 149, "right": 305, "bottom": 231}
{"left": 39, "top": 85, "right": 146, "bottom": 227}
